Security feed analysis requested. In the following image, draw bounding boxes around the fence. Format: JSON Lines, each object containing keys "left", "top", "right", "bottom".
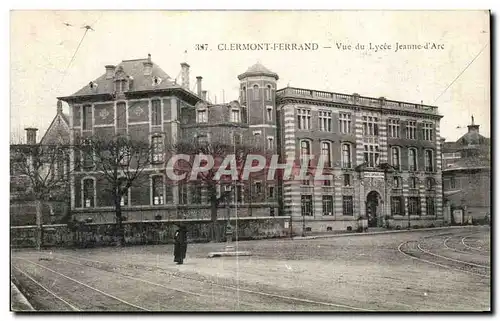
{"left": 10, "top": 216, "right": 292, "bottom": 249}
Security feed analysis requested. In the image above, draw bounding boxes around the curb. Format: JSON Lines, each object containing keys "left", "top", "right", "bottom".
{"left": 11, "top": 281, "right": 35, "bottom": 312}
{"left": 208, "top": 251, "right": 252, "bottom": 258}
{"left": 291, "top": 225, "right": 482, "bottom": 240}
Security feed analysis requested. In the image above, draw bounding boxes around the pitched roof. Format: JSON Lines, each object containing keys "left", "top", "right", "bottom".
{"left": 39, "top": 112, "right": 70, "bottom": 145}
{"left": 238, "top": 62, "right": 279, "bottom": 80}
{"left": 69, "top": 58, "right": 176, "bottom": 98}
{"left": 442, "top": 156, "right": 491, "bottom": 172}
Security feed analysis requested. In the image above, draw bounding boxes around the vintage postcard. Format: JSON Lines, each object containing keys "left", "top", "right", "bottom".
{"left": 9, "top": 10, "right": 491, "bottom": 312}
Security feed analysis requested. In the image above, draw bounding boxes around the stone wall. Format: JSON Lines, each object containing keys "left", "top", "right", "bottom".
{"left": 10, "top": 216, "right": 291, "bottom": 249}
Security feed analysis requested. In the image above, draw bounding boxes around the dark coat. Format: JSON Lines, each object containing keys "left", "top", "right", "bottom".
{"left": 174, "top": 228, "right": 187, "bottom": 263}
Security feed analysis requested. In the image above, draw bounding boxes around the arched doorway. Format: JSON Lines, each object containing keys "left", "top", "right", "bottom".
{"left": 366, "top": 191, "right": 381, "bottom": 227}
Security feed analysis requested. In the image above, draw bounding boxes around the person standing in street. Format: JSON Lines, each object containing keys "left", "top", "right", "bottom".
{"left": 174, "top": 225, "right": 188, "bottom": 264}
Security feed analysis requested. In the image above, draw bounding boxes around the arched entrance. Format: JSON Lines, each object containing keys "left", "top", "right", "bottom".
{"left": 366, "top": 191, "right": 381, "bottom": 227}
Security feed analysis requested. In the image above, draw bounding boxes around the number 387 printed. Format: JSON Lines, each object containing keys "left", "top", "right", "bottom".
{"left": 195, "top": 44, "right": 209, "bottom": 51}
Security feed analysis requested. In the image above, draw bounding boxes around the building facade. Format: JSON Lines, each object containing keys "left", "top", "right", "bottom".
{"left": 59, "top": 56, "right": 444, "bottom": 233}
{"left": 442, "top": 118, "right": 490, "bottom": 222}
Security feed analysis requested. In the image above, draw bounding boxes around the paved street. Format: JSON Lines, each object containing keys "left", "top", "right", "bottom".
{"left": 11, "top": 226, "right": 490, "bottom": 311}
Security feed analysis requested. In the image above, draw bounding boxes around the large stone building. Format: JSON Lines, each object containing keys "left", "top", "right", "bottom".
{"left": 59, "top": 55, "right": 444, "bottom": 233}
{"left": 442, "top": 117, "right": 490, "bottom": 222}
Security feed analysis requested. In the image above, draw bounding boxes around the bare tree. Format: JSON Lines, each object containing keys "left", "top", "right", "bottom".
{"left": 10, "top": 142, "right": 71, "bottom": 249}
{"left": 76, "top": 134, "right": 153, "bottom": 246}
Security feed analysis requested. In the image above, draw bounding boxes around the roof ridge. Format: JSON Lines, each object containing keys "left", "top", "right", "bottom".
{"left": 122, "top": 58, "right": 148, "bottom": 62}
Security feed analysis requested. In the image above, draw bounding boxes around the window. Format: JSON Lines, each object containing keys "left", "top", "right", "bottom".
{"left": 297, "top": 109, "right": 311, "bottom": 130}
{"left": 82, "top": 105, "right": 92, "bottom": 130}
{"left": 393, "top": 176, "right": 401, "bottom": 188}
{"left": 321, "top": 141, "right": 332, "bottom": 167}
{"left": 426, "top": 177, "right": 435, "bottom": 190}
{"left": 268, "top": 186, "right": 275, "bottom": 198}
{"left": 301, "top": 195, "right": 313, "bottom": 216}
{"left": 83, "top": 178, "right": 95, "bottom": 208}
{"left": 119, "top": 145, "right": 131, "bottom": 166}
{"left": 233, "top": 133, "right": 242, "bottom": 146}
{"left": 152, "top": 176, "right": 164, "bottom": 205}
{"left": 426, "top": 197, "right": 435, "bottom": 215}
{"left": 322, "top": 195, "right": 333, "bottom": 216}
{"left": 197, "top": 109, "right": 207, "bottom": 123}
{"left": 82, "top": 140, "right": 94, "bottom": 169}
{"left": 267, "top": 137, "right": 274, "bottom": 150}
{"left": 253, "top": 85, "right": 259, "bottom": 100}
{"left": 57, "top": 151, "right": 65, "bottom": 179}
{"left": 408, "top": 197, "right": 421, "bottom": 216}
{"left": 117, "top": 102, "right": 126, "bottom": 129}
{"left": 197, "top": 134, "right": 209, "bottom": 144}
{"left": 425, "top": 149, "right": 434, "bottom": 172}
{"left": 191, "top": 184, "right": 202, "bottom": 204}
{"left": 235, "top": 185, "right": 243, "bottom": 203}
{"left": 178, "top": 184, "right": 188, "bottom": 205}
{"left": 266, "top": 85, "right": 272, "bottom": 100}
{"left": 118, "top": 177, "right": 129, "bottom": 206}
{"left": 319, "top": 111, "right": 332, "bottom": 132}
{"left": 423, "top": 123, "right": 433, "bottom": 141}
{"left": 450, "top": 177, "right": 456, "bottom": 189}
{"left": 152, "top": 100, "right": 161, "bottom": 125}
{"left": 301, "top": 178, "right": 311, "bottom": 186}
{"left": 254, "top": 181, "right": 262, "bottom": 194}
{"left": 241, "top": 86, "right": 246, "bottom": 101}
{"left": 342, "top": 144, "right": 351, "bottom": 168}
{"left": 339, "top": 113, "right": 351, "bottom": 134}
{"left": 391, "top": 147, "right": 401, "bottom": 170}
{"left": 362, "top": 116, "right": 379, "bottom": 136}
{"left": 323, "top": 179, "right": 332, "bottom": 186}
{"left": 407, "top": 121, "right": 417, "bottom": 139}
{"left": 342, "top": 196, "right": 353, "bottom": 216}
{"left": 231, "top": 109, "right": 240, "bottom": 123}
{"left": 409, "top": 177, "right": 417, "bottom": 189}
{"left": 391, "top": 196, "right": 403, "bottom": 215}
{"left": 363, "top": 144, "right": 380, "bottom": 167}
{"left": 388, "top": 119, "right": 400, "bottom": 138}
{"left": 300, "top": 140, "right": 311, "bottom": 165}
{"left": 266, "top": 106, "right": 273, "bottom": 121}
{"left": 408, "top": 148, "right": 418, "bottom": 171}
{"left": 343, "top": 174, "right": 351, "bottom": 187}
{"left": 115, "top": 80, "right": 127, "bottom": 93}
{"left": 151, "top": 135, "right": 164, "bottom": 163}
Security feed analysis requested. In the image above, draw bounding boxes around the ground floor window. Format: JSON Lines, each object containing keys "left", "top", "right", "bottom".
{"left": 426, "top": 197, "right": 435, "bottom": 216}
{"left": 322, "top": 195, "right": 333, "bottom": 215}
{"left": 301, "top": 195, "right": 313, "bottom": 216}
{"left": 408, "top": 197, "right": 421, "bottom": 216}
{"left": 391, "top": 196, "right": 403, "bottom": 215}
{"left": 191, "top": 184, "right": 203, "bottom": 204}
{"left": 343, "top": 196, "right": 353, "bottom": 216}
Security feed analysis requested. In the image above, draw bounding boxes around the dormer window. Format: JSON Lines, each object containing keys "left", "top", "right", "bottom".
{"left": 89, "top": 81, "right": 98, "bottom": 90}
{"left": 153, "top": 76, "right": 162, "bottom": 86}
{"left": 115, "top": 80, "right": 128, "bottom": 93}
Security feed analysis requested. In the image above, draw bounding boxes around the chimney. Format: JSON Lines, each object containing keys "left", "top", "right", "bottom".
{"left": 180, "top": 62, "right": 190, "bottom": 90}
{"left": 105, "top": 65, "right": 116, "bottom": 79}
{"left": 143, "top": 53, "right": 153, "bottom": 76}
{"left": 202, "top": 90, "right": 207, "bottom": 101}
{"left": 468, "top": 115, "right": 480, "bottom": 133}
{"left": 196, "top": 76, "right": 203, "bottom": 96}
{"left": 25, "top": 128, "right": 38, "bottom": 145}
{"left": 57, "top": 100, "right": 63, "bottom": 114}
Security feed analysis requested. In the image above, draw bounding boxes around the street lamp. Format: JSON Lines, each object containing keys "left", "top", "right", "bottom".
{"left": 224, "top": 184, "right": 234, "bottom": 251}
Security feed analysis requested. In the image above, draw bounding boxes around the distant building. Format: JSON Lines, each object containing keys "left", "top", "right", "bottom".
{"left": 10, "top": 101, "right": 71, "bottom": 226}
{"left": 442, "top": 117, "right": 491, "bottom": 220}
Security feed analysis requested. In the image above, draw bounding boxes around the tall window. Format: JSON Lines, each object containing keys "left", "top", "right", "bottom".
{"left": 253, "top": 85, "right": 259, "bottom": 100}
{"left": 233, "top": 133, "right": 242, "bottom": 146}
{"left": 409, "top": 176, "right": 418, "bottom": 189}
{"left": 118, "top": 177, "right": 129, "bottom": 206}
{"left": 393, "top": 176, "right": 401, "bottom": 188}
{"left": 364, "top": 144, "right": 380, "bottom": 167}
{"left": 235, "top": 185, "right": 243, "bottom": 203}
{"left": 297, "top": 109, "right": 311, "bottom": 130}
{"left": 343, "top": 174, "right": 351, "bottom": 187}
{"left": 267, "top": 137, "right": 274, "bottom": 150}
{"left": 426, "top": 177, "right": 435, "bottom": 190}
{"left": 268, "top": 186, "right": 275, "bottom": 198}
{"left": 266, "top": 106, "right": 273, "bottom": 121}
{"left": 342, "top": 143, "right": 351, "bottom": 168}
{"left": 362, "top": 116, "right": 379, "bottom": 136}
{"left": 388, "top": 119, "right": 400, "bottom": 138}
{"left": 319, "top": 111, "right": 332, "bottom": 132}
{"left": 408, "top": 197, "right": 420, "bottom": 216}
{"left": 115, "top": 80, "right": 127, "bottom": 93}
{"left": 152, "top": 176, "right": 164, "bottom": 205}
{"left": 321, "top": 141, "right": 332, "bottom": 167}
{"left": 391, "top": 196, "right": 403, "bottom": 215}
{"left": 241, "top": 86, "right": 246, "bottom": 101}
{"left": 119, "top": 145, "right": 131, "bottom": 166}
{"left": 426, "top": 197, "right": 435, "bottom": 216}
{"left": 408, "top": 148, "right": 417, "bottom": 171}
{"left": 339, "top": 113, "right": 351, "bottom": 134}
{"left": 423, "top": 123, "right": 433, "bottom": 141}
{"left": 450, "top": 177, "right": 456, "bottom": 189}
{"left": 197, "top": 109, "right": 207, "bottom": 123}
{"left": 425, "top": 149, "right": 434, "bottom": 172}
{"left": 231, "top": 109, "right": 240, "bottom": 123}
{"left": 178, "top": 184, "right": 188, "bottom": 204}
{"left": 391, "top": 146, "right": 401, "bottom": 170}
{"left": 342, "top": 196, "right": 353, "bottom": 216}
{"left": 301, "top": 195, "right": 313, "bottom": 216}
{"left": 83, "top": 178, "right": 95, "bottom": 208}
{"left": 322, "top": 195, "right": 333, "bottom": 216}
{"left": 300, "top": 140, "right": 311, "bottom": 165}
{"left": 57, "top": 151, "right": 65, "bottom": 179}
{"left": 191, "top": 184, "right": 202, "bottom": 204}
{"left": 254, "top": 181, "right": 262, "bottom": 194}
{"left": 407, "top": 121, "right": 417, "bottom": 139}
{"left": 266, "top": 85, "right": 272, "bottom": 100}
{"left": 151, "top": 135, "right": 164, "bottom": 163}
{"left": 82, "top": 105, "right": 92, "bottom": 130}
{"left": 82, "top": 139, "right": 94, "bottom": 169}
{"left": 152, "top": 100, "right": 162, "bottom": 125}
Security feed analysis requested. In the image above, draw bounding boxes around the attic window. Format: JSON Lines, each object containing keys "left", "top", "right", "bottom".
{"left": 153, "top": 76, "right": 162, "bottom": 86}
{"left": 89, "top": 81, "right": 98, "bottom": 90}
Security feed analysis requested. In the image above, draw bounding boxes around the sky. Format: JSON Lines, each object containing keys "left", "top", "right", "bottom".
{"left": 10, "top": 10, "right": 490, "bottom": 142}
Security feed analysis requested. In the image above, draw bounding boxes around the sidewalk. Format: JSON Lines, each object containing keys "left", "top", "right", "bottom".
{"left": 11, "top": 281, "right": 34, "bottom": 312}
{"left": 292, "top": 225, "right": 480, "bottom": 240}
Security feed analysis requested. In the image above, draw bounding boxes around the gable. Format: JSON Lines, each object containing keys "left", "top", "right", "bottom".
{"left": 40, "top": 114, "right": 70, "bottom": 145}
